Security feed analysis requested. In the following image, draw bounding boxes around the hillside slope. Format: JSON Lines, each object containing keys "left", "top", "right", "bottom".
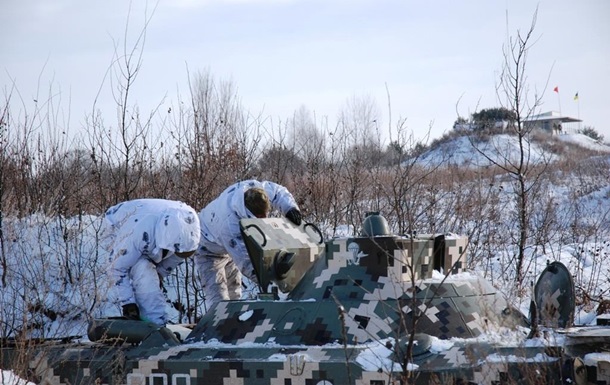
{"left": 416, "top": 132, "right": 610, "bottom": 168}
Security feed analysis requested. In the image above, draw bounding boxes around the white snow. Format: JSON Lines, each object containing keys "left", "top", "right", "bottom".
{"left": 584, "top": 352, "right": 610, "bottom": 367}
{"left": 238, "top": 310, "right": 254, "bottom": 321}
{"left": 355, "top": 339, "right": 410, "bottom": 372}
{"left": 0, "top": 371, "right": 35, "bottom": 385}
{"left": 557, "top": 134, "right": 610, "bottom": 153}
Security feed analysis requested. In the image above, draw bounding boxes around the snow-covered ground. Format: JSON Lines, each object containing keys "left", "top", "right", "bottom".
{"left": 0, "top": 371, "right": 35, "bottom": 385}
{"left": 557, "top": 133, "right": 610, "bottom": 153}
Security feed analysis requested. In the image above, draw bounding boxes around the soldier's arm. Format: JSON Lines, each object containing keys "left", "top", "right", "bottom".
{"left": 108, "top": 239, "right": 142, "bottom": 305}
{"left": 261, "top": 181, "right": 299, "bottom": 214}
{"left": 221, "top": 218, "right": 258, "bottom": 283}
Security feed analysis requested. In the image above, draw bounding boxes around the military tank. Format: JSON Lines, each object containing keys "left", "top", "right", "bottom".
{"left": 1, "top": 213, "right": 608, "bottom": 384}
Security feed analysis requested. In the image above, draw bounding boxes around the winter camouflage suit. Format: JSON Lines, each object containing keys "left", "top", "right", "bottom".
{"left": 195, "top": 180, "right": 300, "bottom": 313}
{"left": 102, "top": 199, "right": 200, "bottom": 326}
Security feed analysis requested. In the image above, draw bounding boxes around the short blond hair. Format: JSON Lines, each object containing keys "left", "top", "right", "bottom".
{"left": 244, "top": 188, "right": 270, "bottom": 218}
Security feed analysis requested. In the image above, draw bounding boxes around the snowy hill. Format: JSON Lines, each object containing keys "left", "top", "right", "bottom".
{"left": 416, "top": 133, "right": 610, "bottom": 168}
{"left": 556, "top": 133, "right": 610, "bottom": 152}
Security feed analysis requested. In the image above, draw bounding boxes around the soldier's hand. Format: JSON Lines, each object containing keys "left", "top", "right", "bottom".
{"left": 122, "top": 303, "right": 141, "bottom": 320}
{"left": 285, "top": 208, "right": 302, "bottom": 226}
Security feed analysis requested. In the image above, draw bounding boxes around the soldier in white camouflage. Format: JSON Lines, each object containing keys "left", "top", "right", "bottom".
{"left": 195, "top": 180, "right": 301, "bottom": 313}
{"left": 102, "top": 199, "right": 200, "bottom": 327}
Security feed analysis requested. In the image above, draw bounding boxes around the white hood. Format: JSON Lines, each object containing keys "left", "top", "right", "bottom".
{"left": 156, "top": 207, "right": 201, "bottom": 253}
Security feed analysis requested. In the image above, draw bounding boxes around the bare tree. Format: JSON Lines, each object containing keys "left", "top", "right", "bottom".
{"left": 336, "top": 95, "right": 382, "bottom": 230}
{"left": 86, "top": 3, "right": 161, "bottom": 209}
{"left": 175, "top": 69, "right": 262, "bottom": 209}
{"left": 0, "top": 89, "right": 10, "bottom": 286}
{"left": 470, "top": 8, "right": 552, "bottom": 288}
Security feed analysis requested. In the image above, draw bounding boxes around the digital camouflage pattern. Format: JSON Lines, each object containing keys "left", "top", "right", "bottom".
{"left": 1, "top": 214, "right": 609, "bottom": 384}
{"left": 535, "top": 261, "right": 575, "bottom": 328}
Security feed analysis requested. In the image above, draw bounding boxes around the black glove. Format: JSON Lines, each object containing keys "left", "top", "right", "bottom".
{"left": 285, "top": 208, "right": 302, "bottom": 226}
{"left": 122, "top": 303, "right": 141, "bottom": 320}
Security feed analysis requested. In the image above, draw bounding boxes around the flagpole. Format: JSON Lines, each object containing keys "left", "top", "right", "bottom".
{"left": 554, "top": 86, "right": 561, "bottom": 116}
{"left": 577, "top": 94, "right": 581, "bottom": 131}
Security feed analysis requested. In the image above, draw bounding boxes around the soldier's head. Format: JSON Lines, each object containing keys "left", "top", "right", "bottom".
{"left": 244, "top": 187, "right": 271, "bottom": 218}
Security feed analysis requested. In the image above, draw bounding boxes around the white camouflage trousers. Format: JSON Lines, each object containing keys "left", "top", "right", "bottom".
{"left": 130, "top": 258, "right": 166, "bottom": 327}
{"left": 197, "top": 254, "right": 242, "bottom": 313}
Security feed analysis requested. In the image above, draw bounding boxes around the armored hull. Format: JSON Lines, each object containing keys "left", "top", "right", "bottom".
{"left": 1, "top": 214, "right": 607, "bottom": 384}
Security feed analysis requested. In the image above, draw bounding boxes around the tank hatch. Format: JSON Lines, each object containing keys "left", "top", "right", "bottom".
{"left": 240, "top": 218, "right": 325, "bottom": 294}
{"left": 534, "top": 260, "right": 575, "bottom": 328}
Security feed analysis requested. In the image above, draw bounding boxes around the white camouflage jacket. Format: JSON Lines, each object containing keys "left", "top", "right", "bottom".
{"left": 103, "top": 199, "right": 200, "bottom": 305}
{"left": 197, "top": 180, "right": 299, "bottom": 266}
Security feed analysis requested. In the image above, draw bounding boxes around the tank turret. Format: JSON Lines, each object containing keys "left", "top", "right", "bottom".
{"left": 188, "top": 214, "right": 526, "bottom": 345}
{"left": 360, "top": 211, "right": 391, "bottom": 236}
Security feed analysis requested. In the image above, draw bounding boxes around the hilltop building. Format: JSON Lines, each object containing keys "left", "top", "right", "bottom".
{"left": 524, "top": 111, "right": 582, "bottom": 135}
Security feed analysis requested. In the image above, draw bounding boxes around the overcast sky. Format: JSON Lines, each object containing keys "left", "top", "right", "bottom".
{"left": 2, "top": 0, "right": 609, "bottom": 143}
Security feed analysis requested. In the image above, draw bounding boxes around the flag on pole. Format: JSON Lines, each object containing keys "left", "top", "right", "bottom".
{"left": 574, "top": 92, "right": 579, "bottom": 101}
{"left": 553, "top": 86, "right": 559, "bottom": 93}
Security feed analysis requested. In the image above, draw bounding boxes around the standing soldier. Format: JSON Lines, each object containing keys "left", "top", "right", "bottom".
{"left": 195, "top": 180, "right": 301, "bottom": 313}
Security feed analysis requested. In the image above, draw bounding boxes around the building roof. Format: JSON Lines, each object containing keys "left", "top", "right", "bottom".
{"left": 524, "top": 111, "right": 582, "bottom": 123}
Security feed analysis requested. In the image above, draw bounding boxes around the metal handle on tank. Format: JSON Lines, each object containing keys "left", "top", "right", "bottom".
{"left": 304, "top": 222, "right": 324, "bottom": 244}
{"left": 244, "top": 224, "right": 267, "bottom": 247}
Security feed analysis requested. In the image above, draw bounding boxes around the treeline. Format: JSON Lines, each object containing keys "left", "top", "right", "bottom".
{"left": 1, "top": 71, "right": 454, "bottom": 236}
{"left": 2, "top": 69, "right": 609, "bottom": 256}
